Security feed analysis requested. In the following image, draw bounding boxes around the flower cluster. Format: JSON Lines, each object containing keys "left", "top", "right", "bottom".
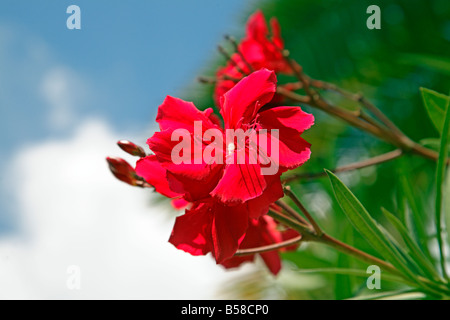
{"left": 107, "top": 12, "right": 314, "bottom": 275}
{"left": 215, "top": 10, "right": 296, "bottom": 105}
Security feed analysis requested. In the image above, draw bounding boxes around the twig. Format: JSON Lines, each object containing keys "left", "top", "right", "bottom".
{"left": 283, "top": 186, "right": 323, "bottom": 236}
{"left": 309, "top": 78, "right": 405, "bottom": 137}
{"left": 197, "top": 76, "right": 216, "bottom": 84}
{"left": 217, "top": 45, "right": 246, "bottom": 76}
{"left": 266, "top": 209, "right": 401, "bottom": 277}
{"left": 234, "top": 235, "right": 302, "bottom": 256}
{"left": 224, "top": 34, "right": 254, "bottom": 73}
{"left": 282, "top": 149, "right": 403, "bottom": 182}
{"left": 274, "top": 199, "right": 310, "bottom": 227}
{"left": 277, "top": 86, "right": 449, "bottom": 164}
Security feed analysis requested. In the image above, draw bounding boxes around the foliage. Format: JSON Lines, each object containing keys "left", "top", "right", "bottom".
{"left": 180, "top": 0, "right": 450, "bottom": 299}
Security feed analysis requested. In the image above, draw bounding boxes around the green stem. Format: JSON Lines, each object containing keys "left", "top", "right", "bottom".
{"left": 269, "top": 200, "right": 450, "bottom": 297}
{"left": 267, "top": 210, "right": 401, "bottom": 277}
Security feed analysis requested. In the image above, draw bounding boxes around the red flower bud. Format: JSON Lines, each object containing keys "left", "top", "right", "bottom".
{"left": 106, "top": 156, "right": 141, "bottom": 186}
{"left": 117, "top": 140, "right": 146, "bottom": 157}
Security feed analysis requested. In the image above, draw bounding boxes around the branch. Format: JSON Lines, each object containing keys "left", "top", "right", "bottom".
{"left": 283, "top": 186, "right": 323, "bottom": 236}
{"left": 234, "top": 235, "right": 302, "bottom": 256}
{"left": 217, "top": 45, "right": 246, "bottom": 75}
{"left": 224, "top": 34, "right": 254, "bottom": 73}
{"left": 274, "top": 199, "right": 310, "bottom": 227}
{"left": 282, "top": 149, "right": 403, "bottom": 183}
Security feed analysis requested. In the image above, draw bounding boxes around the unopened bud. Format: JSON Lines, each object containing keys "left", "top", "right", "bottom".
{"left": 117, "top": 140, "right": 146, "bottom": 157}
{"left": 106, "top": 156, "right": 142, "bottom": 187}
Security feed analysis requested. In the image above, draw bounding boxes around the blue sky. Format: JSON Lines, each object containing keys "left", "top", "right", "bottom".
{"left": 0, "top": 0, "right": 248, "bottom": 231}
{"left": 0, "top": 1, "right": 278, "bottom": 299}
{"left": 0, "top": 0, "right": 246, "bottom": 145}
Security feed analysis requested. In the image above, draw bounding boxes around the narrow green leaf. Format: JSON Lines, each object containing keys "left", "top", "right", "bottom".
{"left": 326, "top": 170, "right": 419, "bottom": 283}
{"left": 295, "top": 268, "right": 407, "bottom": 285}
{"left": 377, "top": 223, "right": 424, "bottom": 277}
{"left": 434, "top": 90, "right": 450, "bottom": 279}
{"left": 349, "top": 290, "right": 426, "bottom": 300}
{"left": 381, "top": 207, "right": 441, "bottom": 282}
{"left": 399, "top": 53, "right": 450, "bottom": 76}
{"left": 281, "top": 249, "right": 334, "bottom": 269}
{"left": 335, "top": 225, "right": 353, "bottom": 299}
{"left": 397, "top": 158, "right": 432, "bottom": 259}
{"left": 445, "top": 171, "right": 450, "bottom": 252}
{"left": 420, "top": 87, "right": 450, "bottom": 135}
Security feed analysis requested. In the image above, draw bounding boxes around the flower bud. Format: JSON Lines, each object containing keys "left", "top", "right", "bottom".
{"left": 106, "top": 156, "right": 141, "bottom": 186}
{"left": 117, "top": 140, "right": 146, "bottom": 157}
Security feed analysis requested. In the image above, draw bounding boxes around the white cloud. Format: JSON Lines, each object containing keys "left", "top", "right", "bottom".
{"left": 0, "top": 119, "right": 249, "bottom": 299}
{"left": 0, "top": 22, "right": 255, "bottom": 300}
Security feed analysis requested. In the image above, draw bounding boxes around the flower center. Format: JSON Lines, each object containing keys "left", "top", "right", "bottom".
{"left": 227, "top": 142, "right": 235, "bottom": 155}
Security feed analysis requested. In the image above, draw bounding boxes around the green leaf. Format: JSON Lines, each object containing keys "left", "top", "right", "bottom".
{"left": 381, "top": 207, "right": 441, "bottom": 282}
{"left": 295, "top": 268, "right": 407, "bottom": 285}
{"left": 335, "top": 225, "right": 353, "bottom": 299}
{"left": 420, "top": 138, "right": 450, "bottom": 157}
{"left": 377, "top": 223, "right": 424, "bottom": 277}
{"left": 399, "top": 53, "right": 450, "bottom": 76}
{"left": 420, "top": 88, "right": 450, "bottom": 135}
{"left": 397, "top": 158, "right": 432, "bottom": 259}
{"left": 326, "top": 170, "right": 419, "bottom": 283}
{"left": 420, "top": 138, "right": 442, "bottom": 150}
{"left": 434, "top": 89, "right": 450, "bottom": 279}
{"left": 281, "top": 249, "right": 334, "bottom": 269}
{"left": 445, "top": 171, "right": 450, "bottom": 253}
{"left": 349, "top": 290, "right": 426, "bottom": 300}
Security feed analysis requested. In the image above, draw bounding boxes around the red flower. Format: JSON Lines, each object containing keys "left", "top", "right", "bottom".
{"left": 106, "top": 11, "right": 315, "bottom": 272}
{"left": 240, "top": 10, "right": 291, "bottom": 73}
{"left": 170, "top": 205, "right": 300, "bottom": 274}
{"left": 149, "top": 69, "right": 313, "bottom": 206}
{"left": 141, "top": 68, "right": 313, "bottom": 262}
{"left": 168, "top": 199, "right": 248, "bottom": 263}
{"left": 167, "top": 174, "right": 286, "bottom": 263}
{"left": 215, "top": 10, "right": 293, "bottom": 104}
{"left": 220, "top": 216, "right": 301, "bottom": 275}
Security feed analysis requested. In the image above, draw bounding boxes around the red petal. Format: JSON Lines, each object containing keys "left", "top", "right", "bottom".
{"left": 281, "top": 228, "right": 302, "bottom": 252}
{"left": 148, "top": 129, "right": 223, "bottom": 182}
{"left": 167, "top": 164, "right": 223, "bottom": 202}
{"left": 135, "top": 155, "right": 181, "bottom": 198}
{"left": 147, "top": 125, "right": 225, "bottom": 203}
{"left": 270, "top": 17, "right": 283, "bottom": 48}
{"left": 238, "top": 39, "right": 266, "bottom": 67}
{"left": 211, "top": 163, "right": 267, "bottom": 204}
{"left": 204, "top": 108, "right": 223, "bottom": 127}
{"left": 156, "top": 96, "right": 218, "bottom": 132}
{"left": 219, "top": 216, "right": 283, "bottom": 275}
{"left": 259, "top": 131, "right": 312, "bottom": 171}
{"left": 212, "top": 203, "right": 249, "bottom": 263}
{"left": 258, "top": 106, "right": 314, "bottom": 134}
{"left": 171, "top": 197, "right": 190, "bottom": 210}
{"left": 246, "top": 10, "right": 268, "bottom": 41}
{"left": 246, "top": 174, "right": 283, "bottom": 218}
{"left": 220, "top": 69, "right": 277, "bottom": 129}
{"left": 168, "top": 202, "right": 213, "bottom": 256}
{"left": 258, "top": 107, "right": 314, "bottom": 170}
{"left": 260, "top": 250, "right": 282, "bottom": 275}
